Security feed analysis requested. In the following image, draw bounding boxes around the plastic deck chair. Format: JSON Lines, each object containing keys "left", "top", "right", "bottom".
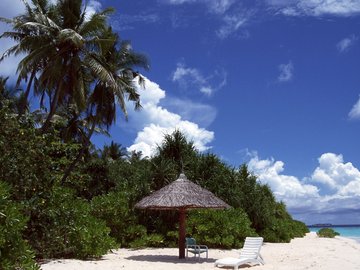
{"left": 185, "top": 237, "right": 208, "bottom": 259}
{"left": 215, "top": 237, "right": 265, "bottom": 269}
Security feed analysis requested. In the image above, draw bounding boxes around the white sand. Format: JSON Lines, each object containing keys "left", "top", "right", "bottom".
{"left": 40, "top": 232, "right": 360, "bottom": 270}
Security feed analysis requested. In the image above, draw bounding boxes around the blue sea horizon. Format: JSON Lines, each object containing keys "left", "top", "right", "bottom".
{"left": 308, "top": 224, "right": 360, "bottom": 243}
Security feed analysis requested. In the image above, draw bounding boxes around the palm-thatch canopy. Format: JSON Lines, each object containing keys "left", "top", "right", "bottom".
{"left": 135, "top": 173, "right": 229, "bottom": 210}
{"left": 135, "top": 173, "right": 230, "bottom": 259}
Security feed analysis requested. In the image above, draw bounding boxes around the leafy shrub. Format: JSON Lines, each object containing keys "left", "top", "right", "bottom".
{"left": 67, "top": 159, "right": 116, "bottom": 200}
{"left": 26, "top": 187, "right": 116, "bottom": 259}
{"left": 0, "top": 108, "right": 115, "bottom": 259}
{"left": 317, "top": 228, "right": 339, "bottom": 238}
{"left": 187, "top": 208, "right": 257, "bottom": 249}
{"left": 258, "top": 200, "right": 309, "bottom": 243}
{"left": 165, "top": 231, "right": 179, "bottom": 248}
{"left": 261, "top": 219, "right": 292, "bottom": 243}
{"left": 289, "top": 220, "right": 309, "bottom": 238}
{"left": 0, "top": 181, "right": 39, "bottom": 270}
{"left": 129, "top": 234, "right": 165, "bottom": 249}
{"left": 260, "top": 217, "right": 309, "bottom": 243}
{"left": 108, "top": 158, "right": 152, "bottom": 206}
{"left": 91, "top": 191, "right": 167, "bottom": 248}
{"left": 91, "top": 191, "right": 147, "bottom": 247}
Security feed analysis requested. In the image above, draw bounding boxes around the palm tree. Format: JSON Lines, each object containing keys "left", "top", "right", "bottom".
{"left": 87, "top": 27, "right": 148, "bottom": 130}
{"left": 101, "top": 141, "right": 128, "bottom": 161}
{"left": 1, "top": 0, "right": 149, "bottom": 183}
{"left": 156, "top": 130, "right": 197, "bottom": 173}
{"left": 1, "top": 0, "right": 148, "bottom": 133}
{"left": 59, "top": 27, "right": 148, "bottom": 183}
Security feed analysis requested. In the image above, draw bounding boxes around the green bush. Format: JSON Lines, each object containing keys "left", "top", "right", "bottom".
{"left": 26, "top": 187, "right": 116, "bottom": 259}
{"left": 317, "top": 228, "right": 340, "bottom": 238}
{"left": 261, "top": 219, "right": 292, "bottom": 243}
{"left": 91, "top": 191, "right": 147, "bottom": 247}
{"left": 0, "top": 108, "right": 115, "bottom": 259}
{"left": 129, "top": 233, "right": 165, "bottom": 249}
{"left": 289, "top": 220, "right": 309, "bottom": 238}
{"left": 261, "top": 218, "right": 309, "bottom": 243}
{"left": 187, "top": 208, "right": 257, "bottom": 249}
{"left": 165, "top": 231, "right": 179, "bottom": 248}
{"left": 0, "top": 181, "right": 39, "bottom": 270}
{"left": 67, "top": 159, "right": 116, "bottom": 200}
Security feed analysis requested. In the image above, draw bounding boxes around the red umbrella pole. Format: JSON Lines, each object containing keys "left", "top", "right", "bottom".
{"left": 178, "top": 208, "right": 186, "bottom": 259}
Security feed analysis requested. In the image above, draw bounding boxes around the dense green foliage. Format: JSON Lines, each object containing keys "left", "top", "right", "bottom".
{"left": 0, "top": 0, "right": 309, "bottom": 265}
{"left": 28, "top": 187, "right": 116, "bottom": 259}
{"left": 0, "top": 97, "right": 308, "bottom": 265}
{"left": 133, "top": 130, "right": 308, "bottom": 245}
{"left": 317, "top": 228, "right": 340, "bottom": 238}
{"left": 91, "top": 191, "right": 146, "bottom": 246}
{"left": 0, "top": 107, "right": 116, "bottom": 260}
{"left": 187, "top": 209, "right": 257, "bottom": 248}
{"left": 0, "top": 182, "right": 39, "bottom": 270}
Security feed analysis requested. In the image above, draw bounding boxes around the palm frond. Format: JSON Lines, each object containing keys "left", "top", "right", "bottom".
{"left": 0, "top": 45, "right": 21, "bottom": 62}
{"left": 58, "top": 28, "right": 85, "bottom": 48}
{"left": 86, "top": 53, "right": 116, "bottom": 86}
{"left": 0, "top": 17, "right": 13, "bottom": 24}
{"left": 78, "top": 9, "right": 113, "bottom": 37}
{"left": 118, "top": 41, "right": 150, "bottom": 70}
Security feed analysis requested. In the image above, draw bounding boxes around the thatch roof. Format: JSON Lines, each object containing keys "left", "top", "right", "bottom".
{"left": 135, "top": 173, "right": 230, "bottom": 210}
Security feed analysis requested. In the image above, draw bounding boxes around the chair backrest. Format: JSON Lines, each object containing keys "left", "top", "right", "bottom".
{"left": 186, "top": 237, "right": 196, "bottom": 245}
{"left": 239, "top": 237, "right": 263, "bottom": 259}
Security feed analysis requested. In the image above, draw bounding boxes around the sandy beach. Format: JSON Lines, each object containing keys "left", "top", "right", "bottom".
{"left": 40, "top": 232, "right": 360, "bottom": 270}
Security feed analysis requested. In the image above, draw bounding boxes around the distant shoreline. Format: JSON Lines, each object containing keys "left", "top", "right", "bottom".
{"left": 307, "top": 224, "right": 360, "bottom": 228}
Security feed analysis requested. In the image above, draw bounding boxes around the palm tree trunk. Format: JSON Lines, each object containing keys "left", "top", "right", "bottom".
{"left": 40, "top": 80, "right": 61, "bottom": 133}
{"left": 60, "top": 120, "right": 96, "bottom": 185}
{"left": 19, "top": 69, "right": 36, "bottom": 116}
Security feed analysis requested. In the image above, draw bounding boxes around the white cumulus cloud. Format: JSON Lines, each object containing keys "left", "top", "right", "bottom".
{"left": 84, "top": 0, "right": 102, "bottom": 20}
{"left": 162, "top": 97, "right": 217, "bottom": 127}
{"left": 163, "top": 0, "right": 235, "bottom": 14}
{"left": 337, "top": 35, "right": 358, "bottom": 53}
{"left": 208, "top": 0, "right": 236, "bottom": 15}
{"left": 268, "top": 0, "right": 360, "bottom": 17}
{"left": 172, "top": 63, "right": 227, "bottom": 96}
{"left": 247, "top": 151, "right": 360, "bottom": 224}
{"left": 248, "top": 152, "right": 319, "bottom": 209}
{"left": 278, "top": 61, "right": 294, "bottom": 82}
{"left": 348, "top": 95, "right": 360, "bottom": 120}
{"left": 126, "top": 77, "right": 214, "bottom": 158}
{"left": 164, "top": 0, "right": 197, "bottom": 4}
{"left": 310, "top": 153, "right": 360, "bottom": 195}
{"left": 216, "top": 11, "right": 250, "bottom": 39}
{"left": 162, "top": 0, "right": 250, "bottom": 39}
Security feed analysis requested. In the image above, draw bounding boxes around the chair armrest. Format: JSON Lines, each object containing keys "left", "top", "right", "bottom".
{"left": 187, "top": 244, "right": 208, "bottom": 251}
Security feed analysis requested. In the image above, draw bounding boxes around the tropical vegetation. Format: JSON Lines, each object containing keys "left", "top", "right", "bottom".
{"left": 0, "top": 0, "right": 308, "bottom": 269}
{"left": 317, "top": 228, "right": 340, "bottom": 238}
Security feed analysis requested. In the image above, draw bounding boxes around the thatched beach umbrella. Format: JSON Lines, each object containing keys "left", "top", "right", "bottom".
{"left": 135, "top": 173, "right": 230, "bottom": 259}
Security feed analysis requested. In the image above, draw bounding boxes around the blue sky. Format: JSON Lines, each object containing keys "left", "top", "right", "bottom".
{"left": 1, "top": 0, "right": 360, "bottom": 225}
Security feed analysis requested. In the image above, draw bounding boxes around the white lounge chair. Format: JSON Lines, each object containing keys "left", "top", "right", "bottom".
{"left": 215, "top": 237, "right": 264, "bottom": 269}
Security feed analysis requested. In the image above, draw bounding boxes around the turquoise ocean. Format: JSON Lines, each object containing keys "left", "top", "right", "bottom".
{"left": 308, "top": 225, "right": 360, "bottom": 243}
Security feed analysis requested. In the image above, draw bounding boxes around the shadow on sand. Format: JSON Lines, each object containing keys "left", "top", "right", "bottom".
{"left": 126, "top": 254, "right": 216, "bottom": 264}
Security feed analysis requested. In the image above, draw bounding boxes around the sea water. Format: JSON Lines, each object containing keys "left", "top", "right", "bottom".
{"left": 308, "top": 225, "right": 360, "bottom": 243}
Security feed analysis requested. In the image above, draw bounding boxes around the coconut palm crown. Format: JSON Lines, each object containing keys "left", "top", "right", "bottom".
{"left": 0, "top": 0, "right": 149, "bottom": 132}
